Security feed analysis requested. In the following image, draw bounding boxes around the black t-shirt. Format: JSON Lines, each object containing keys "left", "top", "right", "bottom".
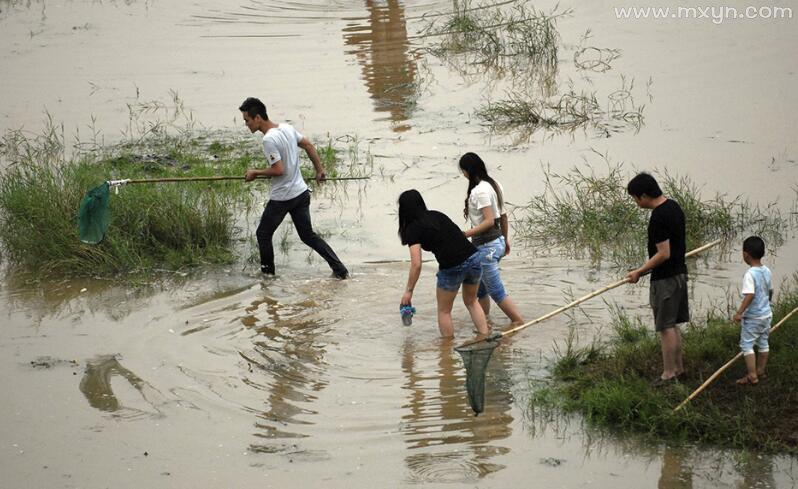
{"left": 648, "top": 199, "right": 687, "bottom": 281}
{"left": 405, "top": 210, "right": 477, "bottom": 269}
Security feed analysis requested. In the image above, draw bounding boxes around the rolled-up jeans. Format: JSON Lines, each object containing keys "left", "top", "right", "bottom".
{"left": 476, "top": 236, "right": 508, "bottom": 303}
{"left": 740, "top": 316, "right": 771, "bottom": 355}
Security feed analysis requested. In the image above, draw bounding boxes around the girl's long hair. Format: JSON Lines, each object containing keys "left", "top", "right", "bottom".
{"left": 459, "top": 152, "right": 503, "bottom": 219}
{"left": 398, "top": 189, "right": 428, "bottom": 245}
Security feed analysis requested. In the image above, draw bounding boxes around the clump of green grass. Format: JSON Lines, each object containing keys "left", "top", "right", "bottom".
{"left": 551, "top": 323, "right": 603, "bottom": 380}
{"left": 0, "top": 126, "right": 252, "bottom": 277}
{"left": 536, "top": 276, "right": 798, "bottom": 453}
{"left": 516, "top": 160, "right": 788, "bottom": 267}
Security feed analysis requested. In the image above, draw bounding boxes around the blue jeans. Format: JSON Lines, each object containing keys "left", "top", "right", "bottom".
{"left": 476, "top": 236, "right": 508, "bottom": 303}
{"left": 436, "top": 251, "right": 482, "bottom": 291}
{"left": 740, "top": 316, "right": 771, "bottom": 355}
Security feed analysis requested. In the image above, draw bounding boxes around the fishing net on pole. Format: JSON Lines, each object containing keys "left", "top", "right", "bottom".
{"left": 78, "top": 182, "right": 111, "bottom": 245}
{"left": 454, "top": 333, "right": 502, "bottom": 416}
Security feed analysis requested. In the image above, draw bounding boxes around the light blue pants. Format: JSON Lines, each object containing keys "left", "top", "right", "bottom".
{"left": 476, "top": 236, "right": 508, "bottom": 303}
{"left": 740, "top": 316, "right": 771, "bottom": 355}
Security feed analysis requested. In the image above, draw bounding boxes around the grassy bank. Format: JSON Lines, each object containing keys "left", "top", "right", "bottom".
{"left": 0, "top": 121, "right": 369, "bottom": 277}
{"left": 516, "top": 162, "right": 789, "bottom": 267}
{"left": 532, "top": 277, "right": 798, "bottom": 453}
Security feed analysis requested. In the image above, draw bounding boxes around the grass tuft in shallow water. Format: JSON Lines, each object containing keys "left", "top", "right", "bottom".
{"left": 477, "top": 76, "right": 645, "bottom": 137}
{"left": 515, "top": 160, "right": 789, "bottom": 267}
{"left": 421, "top": 0, "right": 566, "bottom": 82}
{"left": 533, "top": 276, "right": 798, "bottom": 453}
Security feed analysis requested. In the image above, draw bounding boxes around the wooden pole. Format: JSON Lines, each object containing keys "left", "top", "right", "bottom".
{"left": 673, "top": 306, "right": 798, "bottom": 412}
{"left": 122, "top": 176, "right": 370, "bottom": 184}
{"left": 457, "top": 239, "right": 723, "bottom": 349}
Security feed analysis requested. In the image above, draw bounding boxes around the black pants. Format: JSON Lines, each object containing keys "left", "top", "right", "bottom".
{"left": 256, "top": 190, "right": 347, "bottom": 276}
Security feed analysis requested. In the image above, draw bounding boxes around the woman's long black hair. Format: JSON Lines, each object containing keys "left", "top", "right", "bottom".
{"left": 458, "top": 152, "right": 503, "bottom": 219}
{"left": 398, "top": 189, "right": 428, "bottom": 245}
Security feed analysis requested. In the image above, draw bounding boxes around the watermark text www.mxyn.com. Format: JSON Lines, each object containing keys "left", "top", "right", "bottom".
{"left": 614, "top": 6, "right": 793, "bottom": 24}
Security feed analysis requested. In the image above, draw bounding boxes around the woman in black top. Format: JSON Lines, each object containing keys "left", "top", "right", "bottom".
{"left": 398, "top": 190, "right": 490, "bottom": 338}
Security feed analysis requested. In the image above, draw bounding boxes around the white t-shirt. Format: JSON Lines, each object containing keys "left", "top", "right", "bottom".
{"left": 262, "top": 123, "right": 308, "bottom": 201}
{"left": 467, "top": 180, "right": 505, "bottom": 227}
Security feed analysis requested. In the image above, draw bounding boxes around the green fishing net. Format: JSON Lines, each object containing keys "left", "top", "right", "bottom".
{"left": 78, "top": 182, "right": 110, "bottom": 245}
{"left": 455, "top": 332, "right": 502, "bottom": 416}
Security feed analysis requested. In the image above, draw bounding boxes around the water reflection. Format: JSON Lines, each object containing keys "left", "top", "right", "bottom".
{"left": 238, "top": 286, "right": 331, "bottom": 456}
{"left": 658, "top": 446, "right": 694, "bottom": 489}
{"left": 79, "top": 354, "right": 164, "bottom": 418}
{"left": 400, "top": 337, "right": 513, "bottom": 483}
{"left": 735, "top": 451, "right": 777, "bottom": 489}
{"left": 656, "top": 445, "right": 781, "bottom": 489}
{"left": 343, "top": 0, "right": 419, "bottom": 132}
{"left": 3, "top": 274, "right": 168, "bottom": 324}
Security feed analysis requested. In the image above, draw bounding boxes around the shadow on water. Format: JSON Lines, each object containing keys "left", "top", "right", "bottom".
{"left": 79, "top": 354, "right": 165, "bottom": 419}
{"left": 343, "top": 0, "right": 420, "bottom": 132}
{"left": 400, "top": 336, "right": 513, "bottom": 483}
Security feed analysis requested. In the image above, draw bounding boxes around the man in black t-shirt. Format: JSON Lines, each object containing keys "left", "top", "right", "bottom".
{"left": 626, "top": 173, "right": 689, "bottom": 385}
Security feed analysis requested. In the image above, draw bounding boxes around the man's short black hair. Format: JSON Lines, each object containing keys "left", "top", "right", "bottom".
{"left": 239, "top": 97, "right": 268, "bottom": 120}
{"left": 627, "top": 172, "right": 663, "bottom": 198}
{"left": 743, "top": 236, "right": 766, "bottom": 259}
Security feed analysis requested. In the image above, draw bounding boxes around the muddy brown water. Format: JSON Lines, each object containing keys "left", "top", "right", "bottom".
{"left": 1, "top": 0, "right": 798, "bottom": 487}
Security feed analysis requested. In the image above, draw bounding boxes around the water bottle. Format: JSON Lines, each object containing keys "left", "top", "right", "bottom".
{"left": 400, "top": 305, "right": 415, "bottom": 326}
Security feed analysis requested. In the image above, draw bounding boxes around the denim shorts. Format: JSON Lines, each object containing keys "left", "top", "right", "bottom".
{"left": 740, "top": 316, "right": 771, "bottom": 355}
{"left": 436, "top": 251, "right": 482, "bottom": 292}
{"left": 476, "top": 236, "right": 508, "bottom": 303}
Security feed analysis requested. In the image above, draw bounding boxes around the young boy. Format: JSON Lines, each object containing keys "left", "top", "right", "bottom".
{"left": 733, "top": 236, "right": 773, "bottom": 386}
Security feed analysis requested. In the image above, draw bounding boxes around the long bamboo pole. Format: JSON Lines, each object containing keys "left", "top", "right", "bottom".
{"left": 673, "top": 306, "right": 798, "bottom": 412}
{"left": 119, "top": 176, "right": 370, "bottom": 184}
{"left": 457, "top": 239, "right": 723, "bottom": 349}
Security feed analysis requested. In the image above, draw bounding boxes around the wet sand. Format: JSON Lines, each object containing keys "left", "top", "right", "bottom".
{"left": 1, "top": 0, "right": 797, "bottom": 487}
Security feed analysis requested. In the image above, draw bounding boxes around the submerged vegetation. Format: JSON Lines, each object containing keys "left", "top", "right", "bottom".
{"left": 420, "top": 0, "right": 566, "bottom": 81}
{"left": 0, "top": 104, "right": 372, "bottom": 278}
{"left": 531, "top": 277, "right": 798, "bottom": 453}
{"left": 516, "top": 160, "right": 790, "bottom": 266}
{"left": 476, "top": 78, "right": 644, "bottom": 137}
{"left": 419, "top": 2, "right": 641, "bottom": 138}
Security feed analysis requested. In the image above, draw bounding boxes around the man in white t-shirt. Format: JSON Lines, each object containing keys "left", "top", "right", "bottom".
{"left": 239, "top": 97, "right": 348, "bottom": 279}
